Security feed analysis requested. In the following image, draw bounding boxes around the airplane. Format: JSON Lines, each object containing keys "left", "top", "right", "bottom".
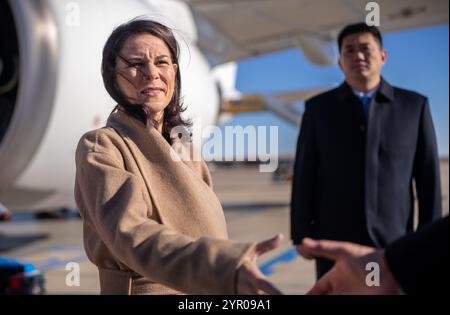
{"left": 0, "top": 0, "right": 448, "bottom": 214}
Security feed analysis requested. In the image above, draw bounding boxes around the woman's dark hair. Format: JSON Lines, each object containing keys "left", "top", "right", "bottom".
{"left": 101, "top": 18, "right": 191, "bottom": 143}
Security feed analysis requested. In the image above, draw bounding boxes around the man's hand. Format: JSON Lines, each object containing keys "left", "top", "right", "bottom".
{"left": 298, "top": 238, "right": 402, "bottom": 295}
{"left": 236, "top": 234, "right": 284, "bottom": 295}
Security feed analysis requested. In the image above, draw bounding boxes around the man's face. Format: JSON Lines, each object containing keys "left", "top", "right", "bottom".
{"left": 339, "top": 32, "right": 387, "bottom": 83}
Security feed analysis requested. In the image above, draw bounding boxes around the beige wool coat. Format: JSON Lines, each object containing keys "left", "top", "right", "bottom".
{"left": 75, "top": 109, "right": 255, "bottom": 295}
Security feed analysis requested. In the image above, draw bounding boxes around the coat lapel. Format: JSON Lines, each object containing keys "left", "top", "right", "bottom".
{"left": 366, "top": 78, "right": 395, "bottom": 152}
{"left": 106, "top": 109, "right": 228, "bottom": 239}
{"left": 364, "top": 78, "right": 395, "bottom": 225}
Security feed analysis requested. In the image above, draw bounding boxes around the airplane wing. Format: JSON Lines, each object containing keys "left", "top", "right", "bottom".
{"left": 219, "top": 87, "right": 328, "bottom": 126}
{"left": 223, "top": 88, "right": 326, "bottom": 113}
{"left": 184, "top": 0, "right": 449, "bottom": 65}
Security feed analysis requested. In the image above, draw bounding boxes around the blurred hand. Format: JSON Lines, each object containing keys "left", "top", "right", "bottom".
{"left": 0, "top": 204, "right": 12, "bottom": 222}
{"left": 236, "top": 233, "right": 284, "bottom": 295}
{"left": 295, "top": 243, "right": 314, "bottom": 259}
{"left": 298, "top": 238, "right": 402, "bottom": 295}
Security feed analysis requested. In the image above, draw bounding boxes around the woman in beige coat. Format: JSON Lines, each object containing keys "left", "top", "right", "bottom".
{"left": 75, "top": 18, "right": 283, "bottom": 295}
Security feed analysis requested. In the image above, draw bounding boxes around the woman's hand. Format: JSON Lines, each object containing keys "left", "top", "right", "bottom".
{"left": 236, "top": 233, "right": 284, "bottom": 295}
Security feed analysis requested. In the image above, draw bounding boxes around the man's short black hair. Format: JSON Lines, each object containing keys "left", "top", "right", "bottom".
{"left": 338, "top": 23, "right": 383, "bottom": 52}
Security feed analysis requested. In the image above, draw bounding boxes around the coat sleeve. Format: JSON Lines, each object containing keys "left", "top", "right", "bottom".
{"left": 385, "top": 216, "right": 449, "bottom": 294}
{"left": 413, "top": 99, "right": 442, "bottom": 227}
{"left": 290, "top": 102, "right": 317, "bottom": 244}
{"left": 75, "top": 141, "right": 255, "bottom": 295}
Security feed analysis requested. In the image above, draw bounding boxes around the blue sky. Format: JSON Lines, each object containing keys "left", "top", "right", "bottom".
{"left": 229, "top": 24, "right": 449, "bottom": 158}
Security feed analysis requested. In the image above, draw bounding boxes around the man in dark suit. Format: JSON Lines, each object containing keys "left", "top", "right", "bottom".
{"left": 290, "top": 23, "right": 442, "bottom": 279}
{"left": 298, "top": 216, "right": 449, "bottom": 295}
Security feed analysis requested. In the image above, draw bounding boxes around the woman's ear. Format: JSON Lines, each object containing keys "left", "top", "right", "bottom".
{"left": 173, "top": 63, "right": 178, "bottom": 74}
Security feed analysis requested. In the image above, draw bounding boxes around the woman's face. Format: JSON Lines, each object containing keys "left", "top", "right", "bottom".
{"left": 115, "top": 33, "right": 178, "bottom": 118}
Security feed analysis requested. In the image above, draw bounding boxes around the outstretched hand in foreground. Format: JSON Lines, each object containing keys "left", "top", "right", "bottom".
{"left": 297, "top": 238, "right": 402, "bottom": 295}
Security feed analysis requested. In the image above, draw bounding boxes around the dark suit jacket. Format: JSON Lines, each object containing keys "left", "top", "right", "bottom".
{"left": 385, "top": 216, "right": 449, "bottom": 295}
{"left": 291, "top": 78, "right": 442, "bottom": 248}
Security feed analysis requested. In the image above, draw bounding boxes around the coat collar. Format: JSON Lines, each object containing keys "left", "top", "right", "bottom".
{"left": 338, "top": 77, "right": 394, "bottom": 103}
{"left": 107, "top": 107, "right": 168, "bottom": 152}
{"left": 106, "top": 108, "right": 196, "bottom": 167}
{"left": 377, "top": 77, "right": 394, "bottom": 101}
